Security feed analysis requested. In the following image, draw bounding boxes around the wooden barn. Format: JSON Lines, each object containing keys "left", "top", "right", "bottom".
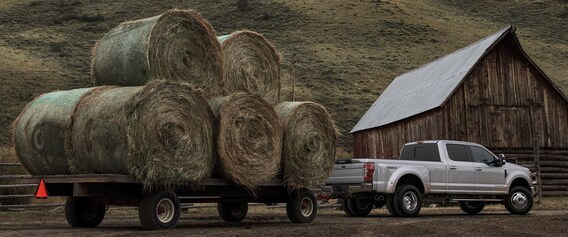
{"left": 351, "top": 26, "right": 568, "bottom": 196}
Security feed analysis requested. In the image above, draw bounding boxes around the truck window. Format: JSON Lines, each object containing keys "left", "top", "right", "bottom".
{"left": 400, "top": 143, "right": 440, "bottom": 162}
{"left": 470, "top": 146, "right": 496, "bottom": 164}
{"left": 446, "top": 144, "right": 470, "bottom": 162}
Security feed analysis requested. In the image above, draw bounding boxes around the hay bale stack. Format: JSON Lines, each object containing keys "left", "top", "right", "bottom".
{"left": 68, "top": 81, "right": 215, "bottom": 188}
{"left": 274, "top": 102, "right": 337, "bottom": 189}
{"left": 92, "top": 9, "right": 223, "bottom": 97}
{"left": 12, "top": 88, "right": 97, "bottom": 175}
{"left": 218, "top": 31, "right": 280, "bottom": 104}
{"left": 208, "top": 93, "right": 283, "bottom": 191}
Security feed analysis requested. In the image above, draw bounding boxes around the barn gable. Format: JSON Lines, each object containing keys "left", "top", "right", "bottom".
{"left": 351, "top": 26, "right": 568, "bottom": 134}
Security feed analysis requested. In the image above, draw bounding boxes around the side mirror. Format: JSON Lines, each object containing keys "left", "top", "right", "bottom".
{"left": 498, "top": 154, "right": 506, "bottom": 166}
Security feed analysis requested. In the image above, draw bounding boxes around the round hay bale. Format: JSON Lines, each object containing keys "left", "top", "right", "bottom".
{"left": 274, "top": 102, "right": 337, "bottom": 189}
{"left": 12, "top": 88, "right": 97, "bottom": 175}
{"left": 69, "top": 81, "right": 215, "bottom": 188}
{"left": 92, "top": 9, "right": 223, "bottom": 97}
{"left": 208, "top": 93, "right": 282, "bottom": 191}
{"left": 218, "top": 30, "right": 280, "bottom": 104}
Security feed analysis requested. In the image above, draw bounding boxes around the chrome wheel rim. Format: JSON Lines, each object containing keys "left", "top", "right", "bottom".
{"left": 511, "top": 192, "right": 528, "bottom": 209}
{"left": 402, "top": 191, "right": 418, "bottom": 211}
{"left": 156, "top": 198, "right": 175, "bottom": 223}
{"left": 300, "top": 197, "right": 314, "bottom": 217}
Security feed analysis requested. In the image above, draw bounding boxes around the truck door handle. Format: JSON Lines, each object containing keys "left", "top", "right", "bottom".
{"left": 476, "top": 167, "right": 482, "bottom": 171}
{"left": 450, "top": 166, "right": 457, "bottom": 170}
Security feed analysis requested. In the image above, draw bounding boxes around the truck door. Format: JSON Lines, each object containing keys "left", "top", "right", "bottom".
{"left": 445, "top": 144, "right": 475, "bottom": 194}
{"left": 469, "top": 146, "right": 507, "bottom": 194}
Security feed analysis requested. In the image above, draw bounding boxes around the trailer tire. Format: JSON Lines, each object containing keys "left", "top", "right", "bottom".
{"left": 139, "top": 191, "right": 181, "bottom": 230}
{"left": 218, "top": 201, "right": 248, "bottom": 222}
{"left": 65, "top": 197, "right": 106, "bottom": 228}
{"left": 286, "top": 189, "right": 317, "bottom": 223}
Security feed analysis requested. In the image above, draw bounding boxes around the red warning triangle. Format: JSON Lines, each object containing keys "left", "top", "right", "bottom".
{"left": 35, "top": 179, "right": 48, "bottom": 199}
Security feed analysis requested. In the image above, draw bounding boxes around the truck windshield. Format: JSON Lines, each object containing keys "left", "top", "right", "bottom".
{"left": 400, "top": 143, "right": 441, "bottom": 162}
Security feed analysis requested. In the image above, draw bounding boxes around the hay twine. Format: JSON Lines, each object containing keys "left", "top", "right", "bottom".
{"left": 220, "top": 30, "right": 280, "bottom": 104}
{"left": 91, "top": 9, "right": 224, "bottom": 97}
{"left": 209, "top": 93, "right": 283, "bottom": 192}
{"left": 274, "top": 102, "right": 337, "bottom": 189}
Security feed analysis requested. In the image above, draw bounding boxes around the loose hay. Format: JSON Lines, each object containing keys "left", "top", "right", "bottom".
{"left": 274, "top": 102, "right": 337, "bottom": 189}
{"left": 12, "top": 88, "right": 97, "bottom": 175}
{"left": 209, "top": 93, "right": 282, "bottom": 192}
{"left": 68, "top": 81, "right": 215, "bottom": 188}
{"left": 218, "top": 30, "right": 281, "bottom": 104}
{"left": 92, "top": 9, "right": 224, "bottom": 97}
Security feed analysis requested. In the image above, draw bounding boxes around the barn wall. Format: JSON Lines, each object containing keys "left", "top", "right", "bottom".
{"left": 352, "top": 109, "right": 446, "bottom": 158}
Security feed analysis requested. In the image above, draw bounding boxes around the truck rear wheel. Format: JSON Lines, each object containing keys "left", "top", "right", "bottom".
{"left": 139, "top": 191, "right": 181, "bottom": 230}
{"left": 65, "top": 197, "right": 106, "bottom": 228}
{"left": 286, "top": 189, "right": 317, "bottom": 223}
{"left": 218, "top": 201, "right": 248, "bottom": 222}
{"left": 504, "top": 186, "right": 533, "bottom": 215}
{"left": 342, "top": 197, "right": 373, "bottom": 217}
{"left": 459, "top": 201, "right": 485, "bottom": 214}
{"left": 386, "top": 194, "right": 400, "bottom": 217}
{"left": 392, "top": 184, "right": 422, "bottom": 217}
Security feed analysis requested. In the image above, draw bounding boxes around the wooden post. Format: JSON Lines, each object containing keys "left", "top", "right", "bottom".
{"left": 529, "top": 104, "right": 542, "bottom": 203}
{"left": 292, "top": 53, "right": 297, "bottom": 102}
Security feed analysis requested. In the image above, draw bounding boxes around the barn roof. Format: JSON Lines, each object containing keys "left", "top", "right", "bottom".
{"left": 352, "top": 26, "right": 530, "bottom": 133}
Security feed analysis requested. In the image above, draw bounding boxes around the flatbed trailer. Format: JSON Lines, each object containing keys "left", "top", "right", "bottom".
{"left": 15, "top": 174, "right": 317, "bottom": 230}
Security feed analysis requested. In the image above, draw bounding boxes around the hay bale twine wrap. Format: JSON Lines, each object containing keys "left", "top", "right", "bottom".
{"left": 274, "top": 102, "right": 337, "bottom": 189}
{"left": 68, "top": 81, "right": 215, "bottom": 188}
{"left": 12, "top": 88, "right": 97, "bottom": 175}
{"left": 218, "top": 30, "right": 281, "bottom": 104}
{"left": 92, "top": 9, "right": 224, "bottom": 97}
{"left": 208, "top": 93, "right": 282, "bottom": 192}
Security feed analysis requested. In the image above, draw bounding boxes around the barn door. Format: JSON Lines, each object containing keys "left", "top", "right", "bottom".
{"left": 481, "top": 106, "right": 532, "bottom": 148}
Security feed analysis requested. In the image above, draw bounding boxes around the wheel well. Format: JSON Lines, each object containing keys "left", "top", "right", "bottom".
{"left": 510, "top": 178, "right": 531, "bottom": 191}
{"left": 397, "top": 174, "right": 424, "bottom": 194}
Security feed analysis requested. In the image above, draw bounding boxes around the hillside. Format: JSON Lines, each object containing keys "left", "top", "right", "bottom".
{"left": 0, "top": 0, "right": 566, "bottom": 154}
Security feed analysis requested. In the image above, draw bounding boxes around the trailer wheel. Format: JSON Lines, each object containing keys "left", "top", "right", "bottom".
{"left": 65, "top": 197, "right": 106, "bottom": 228}
{"left": 139, "top": 191, "right": 181, "bottom": 230}
{"left": 286, "top": 189, "right": 317, "bottom": 223}
{"left": 218, "top": 201, "right": 248, "bottom": 222}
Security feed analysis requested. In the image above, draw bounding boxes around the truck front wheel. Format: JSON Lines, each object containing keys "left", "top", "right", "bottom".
{"left": 504, "top": 186, "right": 533, "bottom": 215}
{"left": 459, "top": 201, "right": 485, "bottom": 214}
{"left": 392, "top": 184, "right": 422, "bottom": 217}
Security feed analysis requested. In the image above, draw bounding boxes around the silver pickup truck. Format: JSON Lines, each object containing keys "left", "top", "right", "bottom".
{"left": 324, "top": 140, "right": 534, "bottom": 217}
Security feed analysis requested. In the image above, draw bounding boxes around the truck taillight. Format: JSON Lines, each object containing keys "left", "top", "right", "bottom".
{"left": 364, "top": 162, "right": 375, "bottom": 183}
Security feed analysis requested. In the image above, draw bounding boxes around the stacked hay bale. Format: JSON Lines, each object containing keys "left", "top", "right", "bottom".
{"left": 218, "top": 31, "right": 281, "bottom": 104}
{"left": 13, "top": 81, "right": 215, "bottom": 188}
{"left": 208, "top": 93, "right": 282, "bottom": 192}
{"left": 91, "top": 9, "right": 224, "bottom": 97}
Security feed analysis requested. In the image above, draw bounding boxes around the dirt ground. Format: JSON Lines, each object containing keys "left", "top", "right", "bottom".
{"left": 0, "top": 206, "right": 566, "bottom": 237}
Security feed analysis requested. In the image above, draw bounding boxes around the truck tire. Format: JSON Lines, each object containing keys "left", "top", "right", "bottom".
{"left": 345, "top": 197, "right": 373, "bottom": 216}
{"left": 392, "top": 184, "right": 422, "bottom": 217}
{"left": 340, "top": 198, "right": 357, "bottom": 216}
{"left": 386, "top": 194, "right": 400, "bottom": 217}
{"left": 458, "top": 201, "right": 485, "bottom": 214}
{"left": 286, "top": 189, "right": 317, "bottom": 223}
{"left": 504, "top": 186, "right": 533, "bottom": 215}
{"left": 65, "top": 197, "right": 106, "bottom": 228}
{"left": 139, "top": 191, "right": 181, "bottom": 230}
{"left": 218, "top": 201, "right": 248, "bottom": 222}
